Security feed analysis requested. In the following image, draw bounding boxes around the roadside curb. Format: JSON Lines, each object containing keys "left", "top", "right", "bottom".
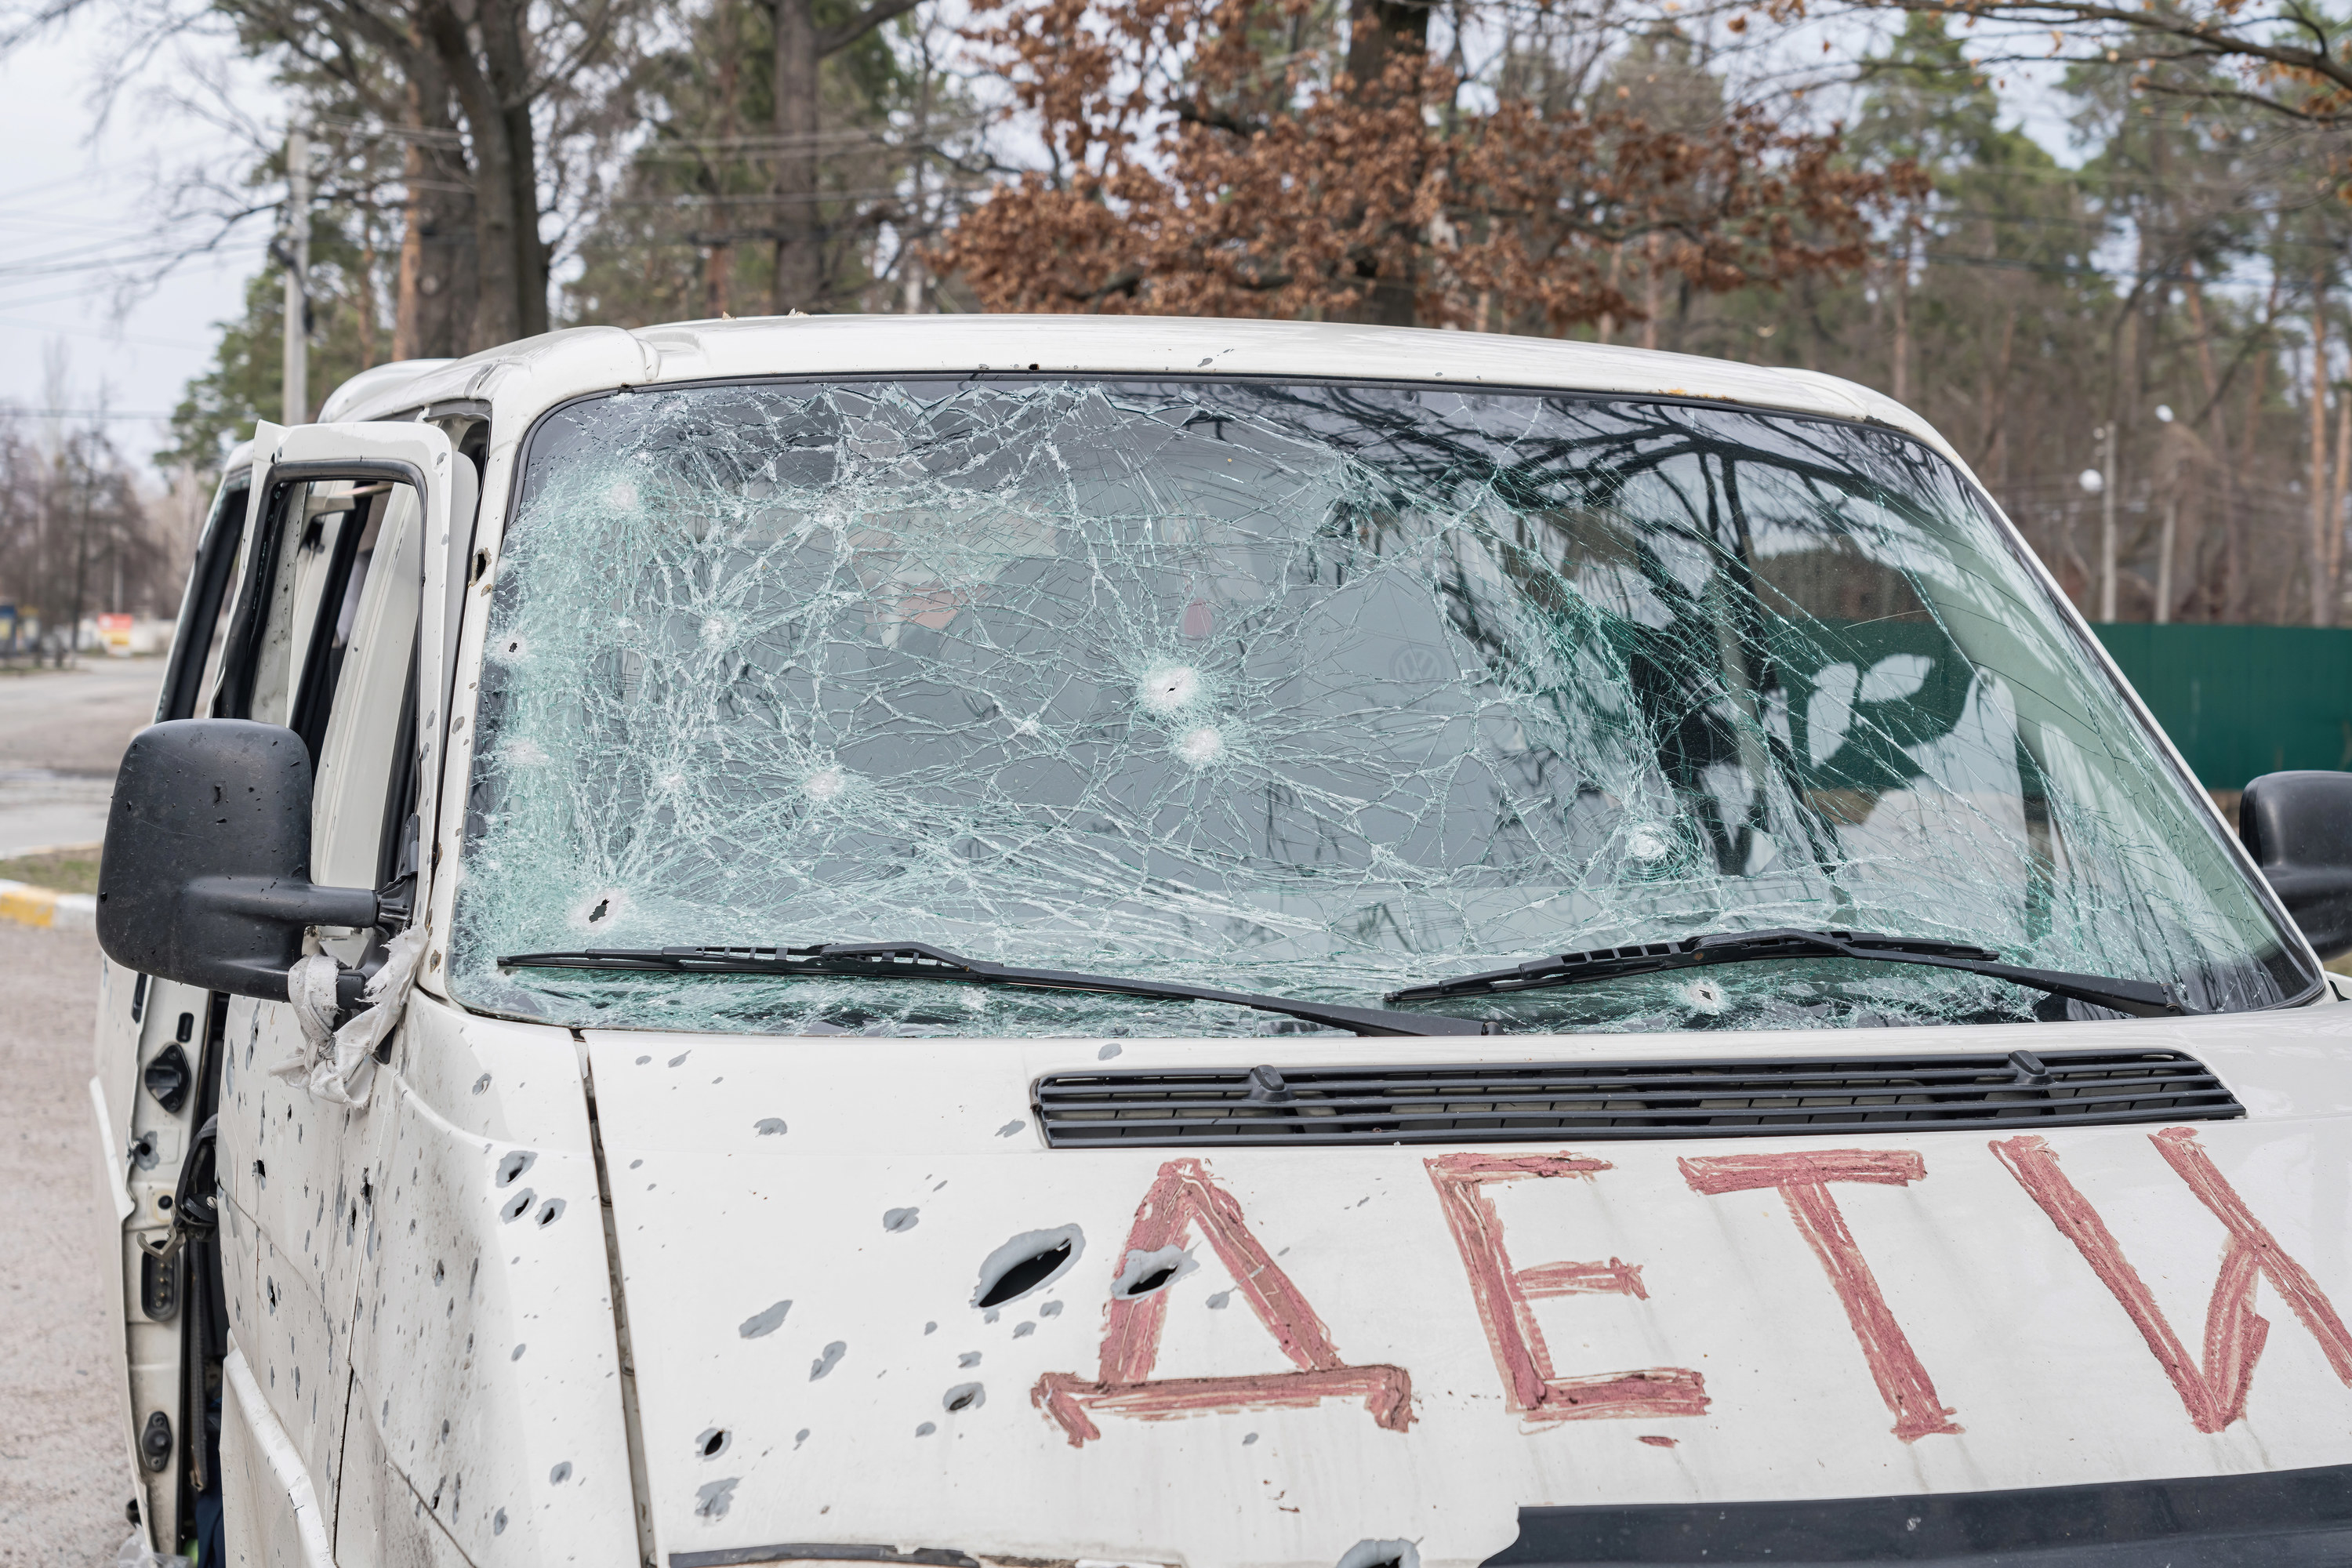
{"left": 0, "top": 879, "right": 96, "bottom": 931}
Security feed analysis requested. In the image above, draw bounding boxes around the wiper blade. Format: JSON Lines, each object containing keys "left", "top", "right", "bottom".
{"left": 499, "top": 940, "right": 1498, "bottom": 1037}
{"left": 1385, "top": 927, "right": 2191, "bottom": 1020}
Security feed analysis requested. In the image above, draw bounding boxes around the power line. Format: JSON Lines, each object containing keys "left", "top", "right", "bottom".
{"left": 2, "top": 408, "right": 176, "bottom": 419}
{"left": 0, "top": 317, "right": 209, "bottom": 350}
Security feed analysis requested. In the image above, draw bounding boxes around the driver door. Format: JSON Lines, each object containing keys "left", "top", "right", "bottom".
{"left": 115, "top": 421, "right": 462, "bottom": 1565}
{"left": 91, "top": 431, "right": 276, "bottom": 1553}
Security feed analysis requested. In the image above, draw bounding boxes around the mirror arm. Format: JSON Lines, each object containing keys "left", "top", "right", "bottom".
{"left": 184, "top": 876, "right": 379, "bottom": 931}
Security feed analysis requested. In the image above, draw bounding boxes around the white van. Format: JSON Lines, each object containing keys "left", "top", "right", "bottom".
{"left": 89, "top": 316, "right": 2352, "bottom": 1568}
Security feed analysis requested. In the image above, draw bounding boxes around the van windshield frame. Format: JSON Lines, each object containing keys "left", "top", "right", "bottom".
{"left": 446, "top": 374, "right": 2318, "bottom": 1037}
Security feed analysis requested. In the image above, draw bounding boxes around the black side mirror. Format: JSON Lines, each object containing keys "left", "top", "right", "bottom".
{"left": 2241, "top": 771, "right": 2352, "bottom": 961}
{"left": 98, "top": 720, "right": 383, "bottom": 1000}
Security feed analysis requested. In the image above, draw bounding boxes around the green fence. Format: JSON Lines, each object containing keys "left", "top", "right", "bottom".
{"left": 2092, "top": 623, "right": 2352, "bottom": 790}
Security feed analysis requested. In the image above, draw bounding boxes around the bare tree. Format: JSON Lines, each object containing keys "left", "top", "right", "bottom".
{"left": 6, "top": 0, "right": 650, "bottom": 356}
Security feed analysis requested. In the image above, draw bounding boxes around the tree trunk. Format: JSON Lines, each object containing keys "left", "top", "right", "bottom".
{"left": 393, "top": 56, "right": 478, "bottom": 360}
{"left": 2329, "top": 390, "right": 2350, "bottom": 618}
{"left": 2310, "top": 279, "right": 2332, "bottom": 627}
{"left": 416, "top": 0, "right": 547, "bottom": 349}
{"left": 66, "top": 445, "right": 91, "bottom": 664}
{"left": 356, "top": 237, "right": 380, "bottom": 368}
{"left": 2235, "top": 347, "right": 2270, "bottom": 622}
{"left": 771, "top": 0, "right": 823, "bottom": 313}
{"left": 1640, "top": 235, "right": 1661, "bottom": 350}
{"left": 1973, "top": 305, "right": 2016, "bottom": 471}
{"left": 900, "top": 32, "right": 930, "bottom": 314}
{"left": 707, "top": 16, "right": 742, "bottom": 318}
{"left": 2183, "top": 274, "right": 2231, "bottom": 622}
{"left": 1341, "top": 0, "right": 1428, "bottom": 328}
{"left": 477, "top": 0, "right": 551, "bottom": 338}
{"left": 1344, "top": 0, "right": 1429, "bottom": 100}
{"left": 1596, "top": 243, "right": 1622, "bottom": 344}
{"left": 1889, "top": 234, "right": 1911, "bottom": 407}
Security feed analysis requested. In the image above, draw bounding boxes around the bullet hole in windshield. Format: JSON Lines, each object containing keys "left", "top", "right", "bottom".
{"left": 972, "top": 1225, "right": 1083, "bottom": 1309}
{"left": 588, "top": 899, "right": 608, "bottom": 924}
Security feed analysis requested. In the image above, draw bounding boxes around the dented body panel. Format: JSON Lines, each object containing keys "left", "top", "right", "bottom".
{"left": 92, "top": 317, "right": 2352, "bottom": 1568}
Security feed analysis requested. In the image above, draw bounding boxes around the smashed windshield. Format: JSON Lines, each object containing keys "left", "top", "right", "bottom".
{"left": 448, "top": 378, "right": 2312, "bottom": 1036}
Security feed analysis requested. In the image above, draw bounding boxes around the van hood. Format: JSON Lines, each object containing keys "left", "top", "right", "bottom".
{"left": 584, "top": 1014, "right": 2352, "bottom": 1568}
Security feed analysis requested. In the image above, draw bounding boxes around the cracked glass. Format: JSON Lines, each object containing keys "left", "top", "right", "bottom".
{"left": 448, "top": 379, "right": 2313, "bottom": 1036}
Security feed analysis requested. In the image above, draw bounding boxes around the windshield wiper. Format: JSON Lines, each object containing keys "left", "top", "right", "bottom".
{"left": 499, "top": 940, "right": 1499, "bottom": 1037}
{"left": 1385, "top": 928, "right": 2190, "bottom": 1020}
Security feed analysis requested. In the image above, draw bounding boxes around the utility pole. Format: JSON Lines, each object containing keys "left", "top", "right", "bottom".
{"left": 65, "top": 437, "right": 93, "bottom": 666}
{"left": 2097, "top": 421, "right": 2118, "bottom": 622}
{"left": 281, "top": 124, "right": 310, "bottom": 426}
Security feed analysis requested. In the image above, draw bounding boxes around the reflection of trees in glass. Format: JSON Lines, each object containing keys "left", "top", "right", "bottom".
{"left": 453, "top": 379, "right": 2299, "bottom": 1036}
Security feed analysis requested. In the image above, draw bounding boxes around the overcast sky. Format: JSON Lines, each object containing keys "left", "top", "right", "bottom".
{"left": 0, "top": 13, "right": 268, "bottom": 471}
{"left": 0, "top": 9, "right": 2096, "bottom": 485}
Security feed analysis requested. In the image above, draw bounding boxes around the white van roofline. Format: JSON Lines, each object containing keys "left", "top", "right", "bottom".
{"left": 318, "top": 314, "right": 1959, "bottom": 466}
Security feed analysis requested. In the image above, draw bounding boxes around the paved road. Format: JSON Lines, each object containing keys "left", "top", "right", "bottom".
{"left": 0, "top": 663, "right": 163, "bottom": 858}
{"left": 1, "top": 666, "right": 157, "bottom": 1563}
{"left": 0, "top": 920, "right": 129, "bottom": 1567}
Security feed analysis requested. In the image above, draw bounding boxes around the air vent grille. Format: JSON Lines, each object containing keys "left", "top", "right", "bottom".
{"left": 1033, "top": 1049, "right": 2241, "bottom": 1148}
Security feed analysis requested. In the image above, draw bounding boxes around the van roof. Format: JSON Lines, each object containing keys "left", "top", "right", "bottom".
{"left": 318, "top": 314, "right": 1957, "bottom": 465}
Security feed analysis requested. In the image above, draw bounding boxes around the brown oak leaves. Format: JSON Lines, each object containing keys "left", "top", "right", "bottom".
{"left": 934, "top": 0, "right": 1925, "bottom": 331}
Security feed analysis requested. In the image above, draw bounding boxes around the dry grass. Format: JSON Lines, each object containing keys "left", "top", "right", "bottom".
{"left": 0, "top": 846, "right": 100, "bottom": 895}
